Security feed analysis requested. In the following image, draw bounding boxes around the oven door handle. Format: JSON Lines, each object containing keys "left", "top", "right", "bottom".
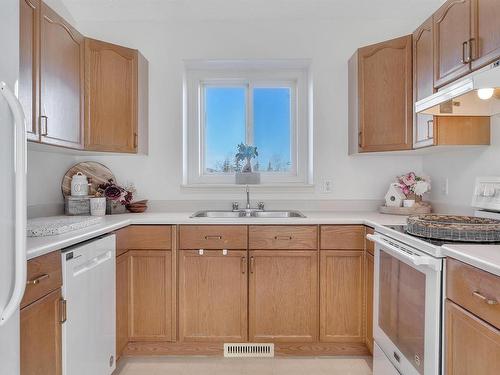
{"left": 367, "top": 234, "right": 442, "bottom": 271}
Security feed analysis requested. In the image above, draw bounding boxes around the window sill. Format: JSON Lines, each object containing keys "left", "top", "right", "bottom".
{"left": 180, "top": 183, "right": 315, "bottom": 193}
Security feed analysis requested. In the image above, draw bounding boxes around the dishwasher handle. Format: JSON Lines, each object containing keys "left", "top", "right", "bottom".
{"left": 72, "top": 251, "right": 112, "bottom": 277}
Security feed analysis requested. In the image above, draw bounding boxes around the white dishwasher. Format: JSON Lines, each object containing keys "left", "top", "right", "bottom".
{"left": 61, "top": 234, "right": 116, "bottom": 375}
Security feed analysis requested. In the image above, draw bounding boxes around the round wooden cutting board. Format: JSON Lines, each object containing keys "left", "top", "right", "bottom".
{"left": 61, "top": 161, "right": 116, "bottom": 197}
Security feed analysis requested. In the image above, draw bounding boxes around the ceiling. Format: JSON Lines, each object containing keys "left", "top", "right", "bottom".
{"left": 62, "top": 0, "right": 447, "bottom": 22}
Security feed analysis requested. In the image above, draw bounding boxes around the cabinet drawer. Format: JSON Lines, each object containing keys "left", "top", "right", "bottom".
{"left": 117, "top": 225, "right": 172, "bottom": 251}
{"left": 447, "top": 258, "right": 500, "bottom": 329}
{"left": 179, "top": 225, "right": 247, "bottom": 249}
{"left": 21, "top": 251, "right": 62, "bottom": 308}
{"left": 249, "top": 226, "right": 317, "bottom": 250}
{"left": 365, "top": 227, "right": 374, "bottom": 255}
{"left": 320, "top": 225, "right": 365, "bottom": 250}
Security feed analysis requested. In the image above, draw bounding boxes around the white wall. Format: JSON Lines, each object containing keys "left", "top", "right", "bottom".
{"left": 423, "top": 115, "right": 500, "bottom": 214}
{"left": 28, "top": 0, "right": 447, "bottom": 208}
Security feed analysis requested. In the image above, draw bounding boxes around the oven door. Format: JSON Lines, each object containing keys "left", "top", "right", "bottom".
{"left": 368, "top": 233, "right": 442, "bottom": 375}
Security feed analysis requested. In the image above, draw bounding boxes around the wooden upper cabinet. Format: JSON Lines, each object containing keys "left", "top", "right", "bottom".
{"left": 445, "top": 300, "right": 500, "bottom": 375}
{"left": 352, "top": 35, "right": 413, "bottom": 153}
{"left": 433, "top": 0, "right": 472, "bottom": 88}
{"left": 40, "top": 3, "right": 84, "bottom": 148}
{"left": 19, "top": 0, "right": 40, "bottom": 141}
{"left": 84, "top": 38, "right": 139, "bottom": 153}
{"left": 470, "top": 0, "right": 500, "bottom": 70}
{"left": 178, "top": 250, "right": 248, "bottom": 342}
{"left": 249, "top": 250, "right": 318, "bottom": 342}
{"left": 21, "top": 289, "right": 62, "bottom": 375}
{"left": 413, "top": 17, "right": 435, "bottom": 148}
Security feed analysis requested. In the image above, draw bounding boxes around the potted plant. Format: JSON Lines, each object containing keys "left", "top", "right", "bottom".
{"left": 235, "top": 143, "right": 260, "bottom": 184}
{"left": 397, "top": 172, "right": 431, "bottom": 203}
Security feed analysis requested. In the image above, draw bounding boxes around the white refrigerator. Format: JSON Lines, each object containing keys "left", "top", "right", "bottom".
{"left": 0, "top": 0, "right": 28, "bottom": 374}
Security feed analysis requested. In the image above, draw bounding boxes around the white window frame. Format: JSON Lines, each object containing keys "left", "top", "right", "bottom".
{"left": 183, "top": 60, "right": 313, "bottom": 186}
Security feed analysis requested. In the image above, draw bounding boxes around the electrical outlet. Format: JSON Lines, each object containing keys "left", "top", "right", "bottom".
{"left": 441, "top": 178, "right": 449, "bottom": 195}
{"left": 323, "top": 180, "right": 332, "bottom": 193}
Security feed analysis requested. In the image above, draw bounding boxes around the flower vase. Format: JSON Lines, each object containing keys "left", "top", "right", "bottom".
{"left": 407, "top": 193, "right": 423, "bottom": 203}
{"left": 106, "top": 199, "right": 126, "bottom": 214}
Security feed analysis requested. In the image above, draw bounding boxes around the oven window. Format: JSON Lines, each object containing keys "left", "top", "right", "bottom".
{"left": 379, "top": 250, "right": 426, "bottom": 374}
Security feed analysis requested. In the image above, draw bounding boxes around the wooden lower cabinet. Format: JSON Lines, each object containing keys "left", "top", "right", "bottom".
{"left": 249, "top": 250, "right": 318, "bottom": 342}
{"left": 365, "top": 252, "right": 374, "bottom": 353}
{"left": 128, "top": 250, "right": 173, "bottom": 342}
{"left": 116, "top": 252, "right": 129, "bottom": 359}
{"left": 320, "top": 250, "right": 365, "bottom": 343}
{"left": 445, "top": 300, "right": 500, "bottom": 375}
{"left": 21, "top": 289, "right": 62, "bottom": 375}
{"left": 178, "top": 250, "right": 248, "bottom": 342}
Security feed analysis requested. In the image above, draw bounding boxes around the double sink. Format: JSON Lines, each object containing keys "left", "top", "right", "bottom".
{"left": 191, "top": 210, "right": 306, "bottom": 218}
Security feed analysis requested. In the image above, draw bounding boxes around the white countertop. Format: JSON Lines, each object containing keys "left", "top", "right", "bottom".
{"left": 442, "top": 244, "right": 500, "bottom": 277}
{"left": 26, "top": 211, "right": 407, "bottom": 260}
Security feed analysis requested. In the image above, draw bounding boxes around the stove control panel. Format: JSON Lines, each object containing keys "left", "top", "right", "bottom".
{"left": 472, "top": 177, "right": 500, "bottom": 211}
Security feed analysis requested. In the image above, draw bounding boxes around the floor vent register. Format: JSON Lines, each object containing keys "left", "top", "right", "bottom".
{"left": 223, "top": 343, "right": 275, "bottom": 358}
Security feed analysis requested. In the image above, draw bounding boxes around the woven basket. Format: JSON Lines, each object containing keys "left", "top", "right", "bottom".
{"left": 407, "top": 215, "right": 500, "bottom": 242}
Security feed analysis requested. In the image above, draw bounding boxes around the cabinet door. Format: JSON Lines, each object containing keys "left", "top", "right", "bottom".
{"left": 19, "top": 0, "right": 40, "bottom": 141}
{"left": 320, "top": 250, "right": 364, "bottom": 342}
{"left": 433, "top": 0, "right": 472, "bottom": 88}
{"left": 249, "top": 250, "right": 318, "bottom": 342}
{"left": 413, "top": 17, "right": 435, "bottom": 148}
{"left": 445, "top": 300, "right": 500, "bottom": 375}
{"left": 178, "top": 250, "right": 248, "bottom": 342}
{"left": 84, "top": 38, "right": 138, "bottom": 152}
{"left": 358, "top": 35, "right": 413, "bottom": 152}
{"left": 365, "top": 252, "right": 374, "bottom": 353}
{"left": 116, "top": 252, "right": 129, "bottom": 359}
{"left": 128, "top": 250, "right": 173, "bottom": 341}
{"left": 471, "top": 0, "right": 500, "bottom": 70}
{"left": 21, "top": 289, "right": 62, "bottom": 375}
{"left": 40, "top": 3, "right": 83, "bottom": 148}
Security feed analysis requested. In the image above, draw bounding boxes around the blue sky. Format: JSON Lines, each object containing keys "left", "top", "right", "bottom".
{"left": 205, "top": 86, "right": 291, "bottom": 172}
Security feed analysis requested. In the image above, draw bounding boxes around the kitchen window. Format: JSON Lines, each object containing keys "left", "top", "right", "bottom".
{"left": 183, "top": 60, "right": 312, "bottom": 186}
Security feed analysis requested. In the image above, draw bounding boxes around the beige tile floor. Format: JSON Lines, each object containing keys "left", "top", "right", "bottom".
{"left": 115, "top": 356, "right": 373, "bottom": 375}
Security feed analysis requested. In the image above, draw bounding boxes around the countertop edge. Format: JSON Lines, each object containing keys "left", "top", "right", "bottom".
{"left": 441, "top": 245, "right": 500, "bottom": 277}
{"left": 25, "top": 211, "right": 403, "bottom": 260}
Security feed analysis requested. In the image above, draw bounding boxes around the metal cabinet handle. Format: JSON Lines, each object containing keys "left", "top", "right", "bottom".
{"left": 472, "top": 291, "right": 498, "bottom": 305}
{"left": 358, "top": 131, "right": 363, "bottom": 148}
{"left": 250, "top": 256, "right": 255, "bottom": 274}
{"left": 60, "top": 299, "right": 67, "bottom": 323}
{"left": 427, "top": 119, "right": 434, "bottom": 140}
{"left": 133, "top": 132, "right": 138, "bottom": 148}
{"left": 26, "top": 274, "right": 49, "bottom": 285}
{"left": 468, "top": 38, "right": 475, "bottom": 62}
{"left": 274, "top": 236, "right": 292, "bottom": 240}
{"left": 205, "top": 235, "right": 222, "bottom": 240}
{"left": 241, "top": 257, "right": 246, "bottom": 274}
{"left": 40, "top": 115, "right": 48, "bottom": 136}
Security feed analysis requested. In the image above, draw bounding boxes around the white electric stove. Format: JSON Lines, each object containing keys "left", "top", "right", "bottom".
{"left": 369, "top": 176, "right": 500, "bottom": 375}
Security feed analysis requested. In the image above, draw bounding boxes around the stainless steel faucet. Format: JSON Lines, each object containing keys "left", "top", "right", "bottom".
{"left": 246, "top": 185, "right": 251, "bottom": 210}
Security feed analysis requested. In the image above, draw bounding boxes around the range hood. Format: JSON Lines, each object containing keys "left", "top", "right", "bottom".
{"left": 416, "top": 59, "right": 500, "bottom": 116}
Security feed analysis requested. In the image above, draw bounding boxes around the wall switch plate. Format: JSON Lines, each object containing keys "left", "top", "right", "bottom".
{"left": 442, "top": 178, "right": 449, "bottom": 195}
{"left": 323, "top": 180, "right": 332, "bottom": 193}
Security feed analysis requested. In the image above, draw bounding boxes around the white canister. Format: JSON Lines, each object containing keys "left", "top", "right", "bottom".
{"left": 90, "top": 197, "right": 106, "bottom": 216}
{"left": 71, "top": 172, "right": 89, "bottom": 196}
